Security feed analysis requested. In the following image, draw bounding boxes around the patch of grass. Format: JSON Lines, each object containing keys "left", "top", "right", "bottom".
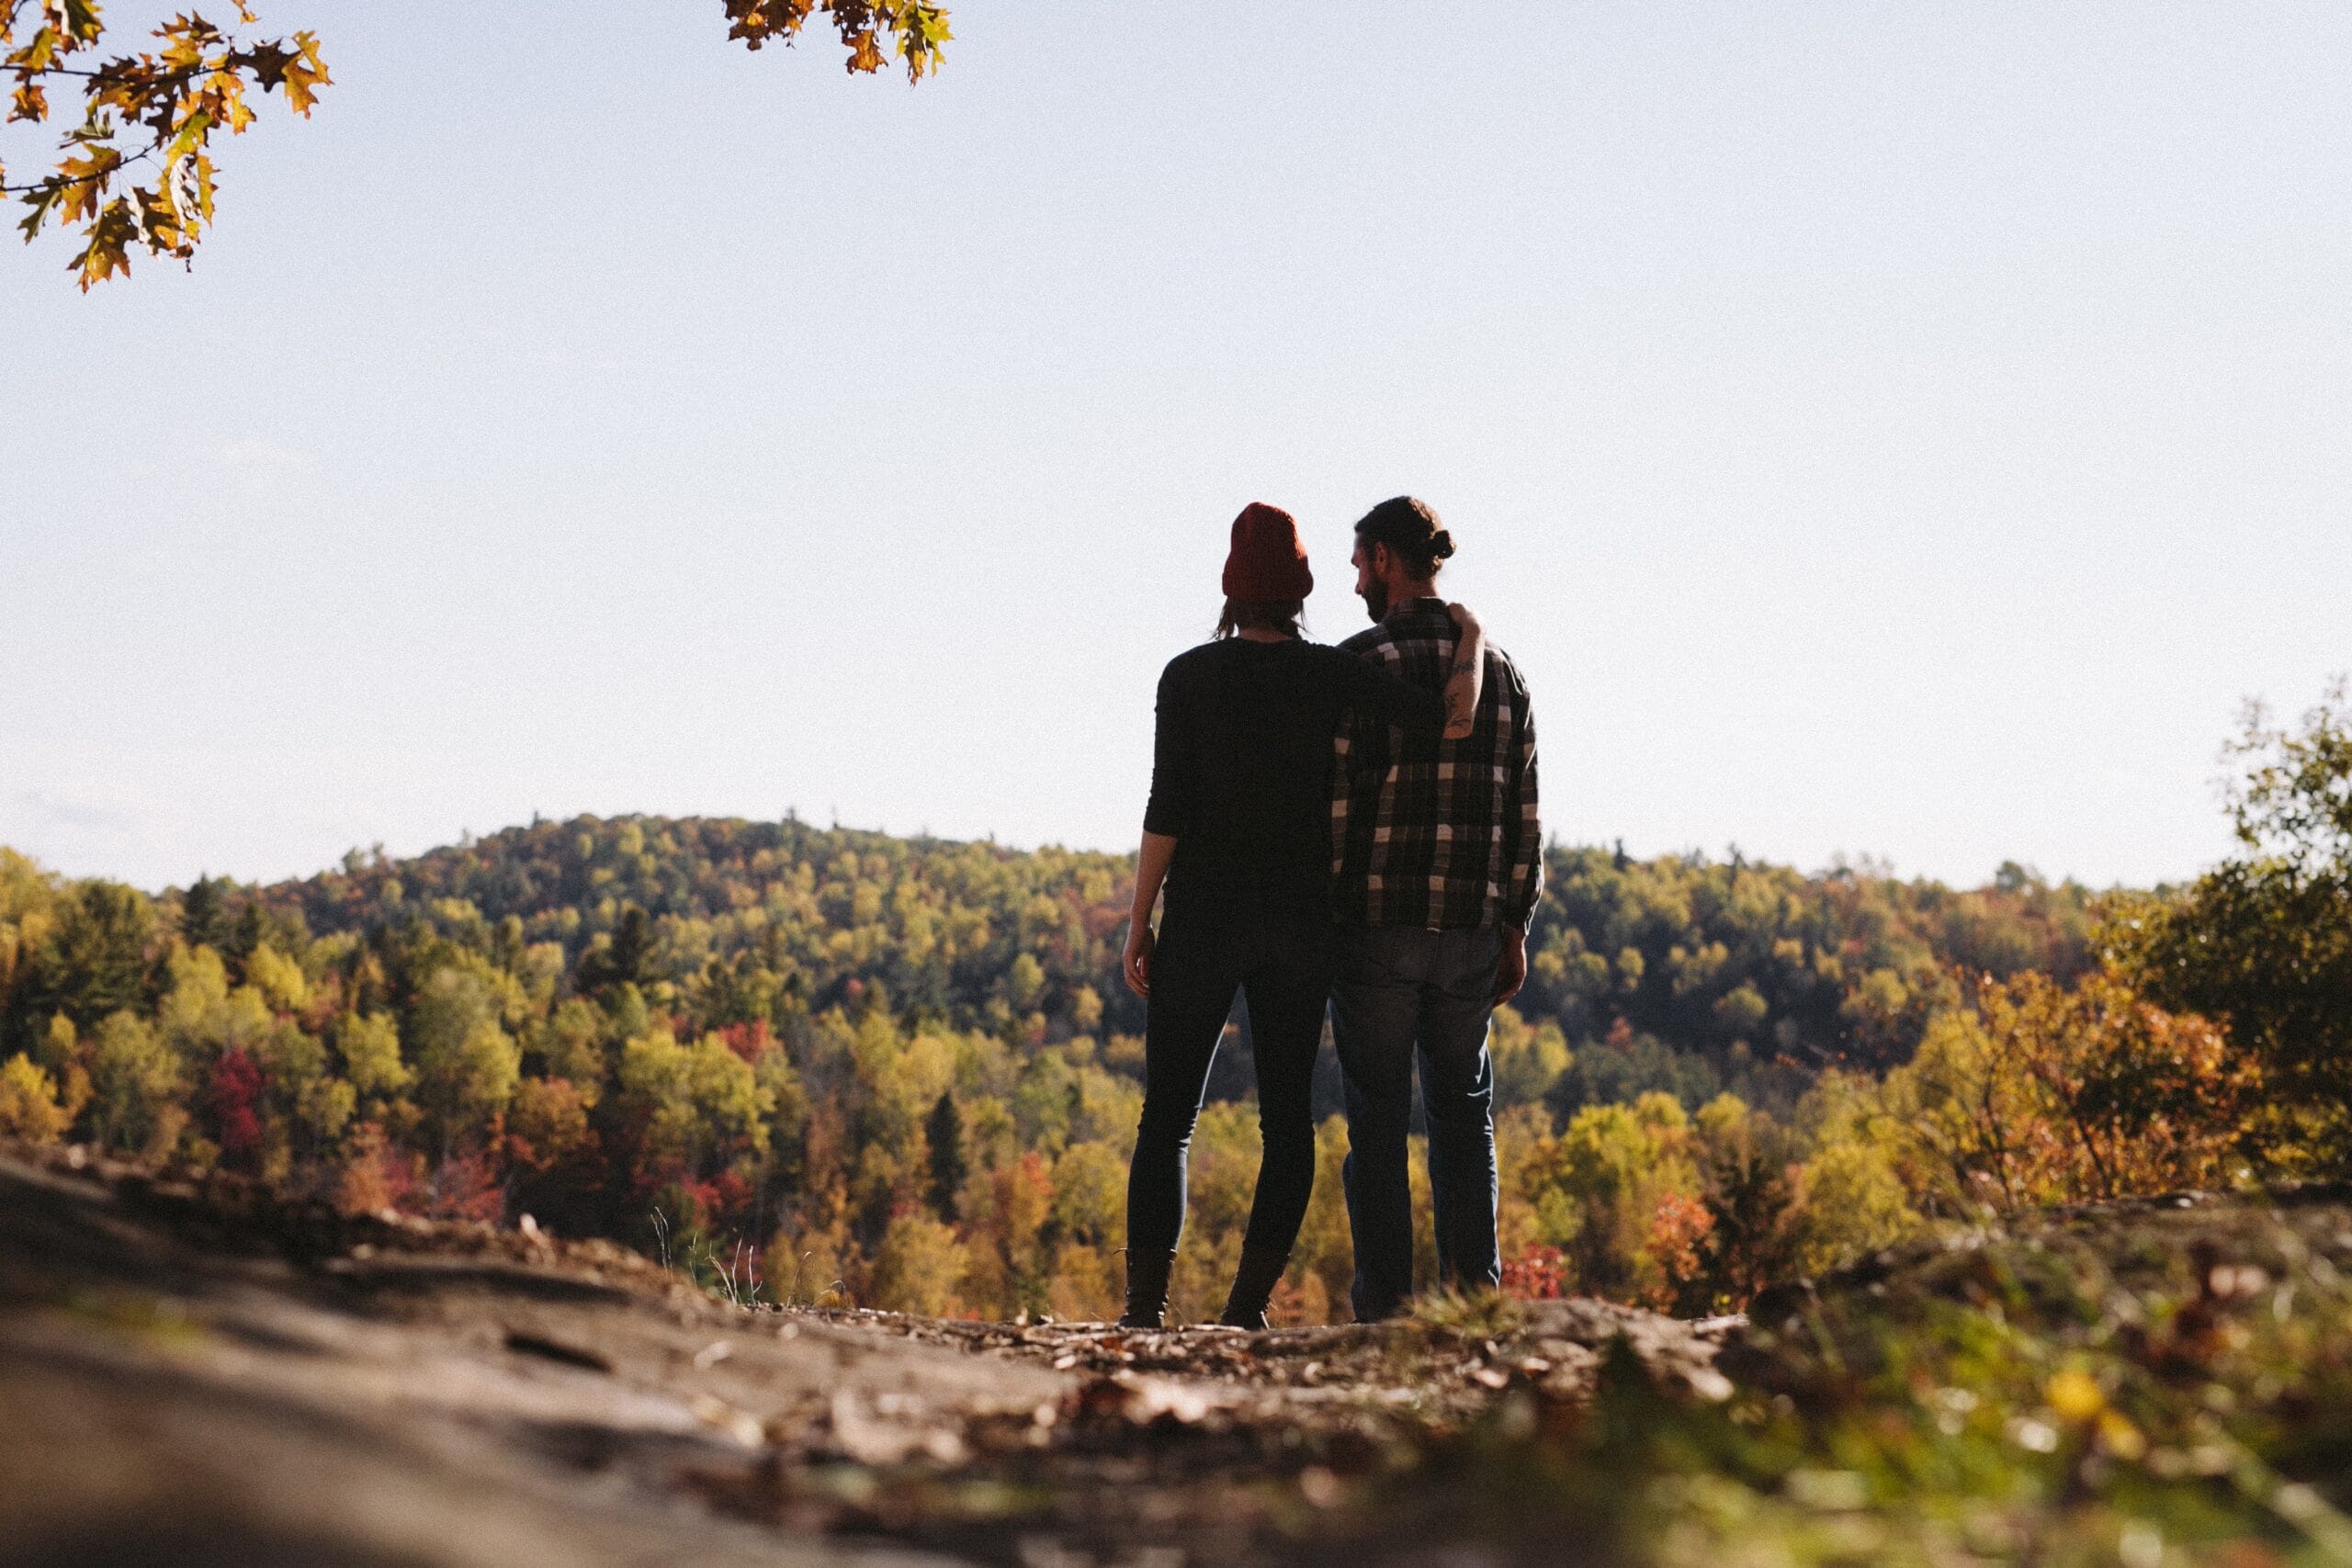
{"left": 1409, "top": 1287, "right": 1529, "bottom": 1341}
{"left": 1363, "top": 1202, "right": 2352, "bottom": 1565}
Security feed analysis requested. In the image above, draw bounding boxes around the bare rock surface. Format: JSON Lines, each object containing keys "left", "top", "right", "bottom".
{"left": 0, "top": 1145, "right": 1735, "bottom": 1566}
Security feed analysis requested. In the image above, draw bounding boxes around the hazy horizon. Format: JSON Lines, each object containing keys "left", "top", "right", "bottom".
{"left": 0, "top": 803, "right": 2208, "bottom": 899}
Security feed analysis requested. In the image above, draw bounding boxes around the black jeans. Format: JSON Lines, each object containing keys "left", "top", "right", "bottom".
{"left": 1332, "top": 924, "right": 1504, "bottom": 1320}
{"left": 1125, "top": 897, "right": 1334, "bottom": 1262}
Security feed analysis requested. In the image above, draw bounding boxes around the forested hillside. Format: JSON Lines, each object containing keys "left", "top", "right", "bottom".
{"left": 2, "top": 680, "right": 2339, "bottom": 1325}
{"left": 272, "top": 814, "right": 2099, "bottom": 1091}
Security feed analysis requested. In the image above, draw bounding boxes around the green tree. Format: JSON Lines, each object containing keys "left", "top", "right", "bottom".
{"left": 155, "top": 943, "right": 272, "bottom": 1063}
{"left": 1788, "top": 1073, "right": 1919, "bottom": 1278}
{"left": 1007, "top": 951, "right": 1046, "bottom": 1010}
{"left": 576, "top": 906, "right": 658, "bottom": 997}
{"left": 1521, "top": 1092, "right": 1706, "bottom": 1305}
{"left": 87, "top": 1010, "right": 182, "bottom": 1155}
{"left": 616, "top": 1027, "right": 771, "bottom": 1180}
{"left": 533, "top": 998, "right": 610, "bottom": 1102}
{"left": 9, "top": 880, "right": 153, "bottom": 1045}
{"left": 405, "top": 967, "right": 520, "bottom": 1148}
{"left": 924, "top": 1089, "right": 965, "bottom": 1221}
{"left": 2129, "top": 679, "right": 2352, "bottom": 1168}
{"left": 180, "top": 875, "right": 232, "bottom": 950}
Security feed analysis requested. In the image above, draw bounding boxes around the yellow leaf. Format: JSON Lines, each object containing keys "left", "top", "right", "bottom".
{"left": 282, "top": 31, "right": 332, "bottom": 116}
{"left": 2098, "top": 1409, "right": 2147, "bottom": 1461}
{"left": 74, "top": 197, "right": 137, "bottom": 290}
{"left": 8, "top": 25, "right": 60, "bottom": 72}
{"left": 2046, "top": 1368, "right": 2105, "bottom": 1424}
{"left": 56, "top": 146, "right": 120, "bottom": 226}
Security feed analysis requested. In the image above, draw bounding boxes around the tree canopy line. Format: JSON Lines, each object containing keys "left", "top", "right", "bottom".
{"left": 1, "top": 683, "right": 2345, "bottom": 1321}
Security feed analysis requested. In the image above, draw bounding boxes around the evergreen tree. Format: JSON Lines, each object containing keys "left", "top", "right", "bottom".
{"left": 926, "top": 1090, "right": 967, "bottom": 1222}
{"left": 181, "top": 874, "right": 232, "bottom": 951}
{"left": 578, "top": 906, "right": 656, "bottom": 997}
{"left": 9, "top": 881, "right": 153, "bottom": 1047}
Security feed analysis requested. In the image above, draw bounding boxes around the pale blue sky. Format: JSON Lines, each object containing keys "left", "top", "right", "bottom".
{"left": 4, "top": 2, "right": 2346, "bottom": 892}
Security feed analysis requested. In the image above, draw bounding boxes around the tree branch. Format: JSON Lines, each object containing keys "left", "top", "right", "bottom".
{"left": 1, "top": 144, "right": 150, "bottom": 195}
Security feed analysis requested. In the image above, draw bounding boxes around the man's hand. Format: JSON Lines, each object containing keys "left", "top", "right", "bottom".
{"left": 1442, "top": 603, "right": 1487, "bottom": 739}
{"left": 1494, "top": 928, "right": 1528, "bottom": 1006}
{"left": 1124, "top": 920, "right": 1156, "bottom": 999}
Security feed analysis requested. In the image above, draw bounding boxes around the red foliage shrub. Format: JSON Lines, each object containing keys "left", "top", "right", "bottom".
{"left": 209, "top": 1047, "right": 265, "bottom": 1168}
{"left": 655, "top": 1176, "right": 729, "bottom": 1234}
{"left": 1640, "top": 1190, "right": 1716, "bottom": 1312}
{"left": 334, "top": 1121, "right": 417, "bottom": 1217}
{"left": 707, "top": 1167, "right": 755, "bottom": 1225}
{"left": 718, "top": 1020, "right": 776, "bottom": 1062}
{"left": 424, "top": 1147, "right": 507, "bottom": 1224}
{"left": 1501, "top": 1244, "right": 1566, "bottom": 1301}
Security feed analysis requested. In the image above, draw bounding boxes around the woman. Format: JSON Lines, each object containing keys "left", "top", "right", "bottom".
{"left": 1118, "top": 502, "right": 1484, "bottom": 1329}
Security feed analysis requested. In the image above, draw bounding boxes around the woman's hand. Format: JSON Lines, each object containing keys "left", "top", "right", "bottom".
{"left": 1123, "top": 919, "right": 1156, "bottom": 999}
{"left": 1125, "top": 831, "right": 1177, "bottom": 1000}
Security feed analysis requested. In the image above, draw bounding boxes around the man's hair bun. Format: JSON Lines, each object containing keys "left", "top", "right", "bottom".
{"left": 1353, "top": 496, "right": 1456, "bottom": 581}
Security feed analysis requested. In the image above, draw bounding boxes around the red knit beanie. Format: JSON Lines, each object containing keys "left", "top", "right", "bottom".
{"left": 1222, "top": 502, "right": 1314, "bottom": 602}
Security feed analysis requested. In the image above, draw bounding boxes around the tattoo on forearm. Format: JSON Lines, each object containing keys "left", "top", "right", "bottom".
{"left": 1446, "top": 638, "right": 1479, "bottom": 723}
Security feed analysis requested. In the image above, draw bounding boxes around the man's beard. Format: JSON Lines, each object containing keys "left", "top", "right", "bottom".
{"left": 1362, "top": 581, "right": 1389, "bottom": 623}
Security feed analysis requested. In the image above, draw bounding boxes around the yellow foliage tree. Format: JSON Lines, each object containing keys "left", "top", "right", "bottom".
{"left": 0, "top": 1051, "right": 67, "bottom": 1143}
{"left": 868, "top": 1212, "right": 967, "bottom": 1315}
{"left": 1788, "top": 1073, "right": 1919, "bottom": 1279}
{"left": 245, "top": 942, "right": 311, "bottom": 1014}
{"left": 334, "top": 1012, "right": 412, "bottom": 1101}
{"left": 616, "top": 1027, "right": 772, "bottom": 1180}
{"left": 1883, "top": 967, "right": 2254, "bottom": 1213}
{"left": 1521, "top": 1092, "right": 1710, "bottom": 1308}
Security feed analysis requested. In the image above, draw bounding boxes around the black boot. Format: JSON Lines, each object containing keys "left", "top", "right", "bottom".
{"left": 1218, "top": 1246, "right": 1290, "bottom": 1329}
{"left": 1120, "top": 1249, "right": 1176, "bottom": 1328}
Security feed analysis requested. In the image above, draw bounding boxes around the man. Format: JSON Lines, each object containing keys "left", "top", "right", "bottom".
{"left": 1330, "top": 496, "right": 1542, "bottom": 1321}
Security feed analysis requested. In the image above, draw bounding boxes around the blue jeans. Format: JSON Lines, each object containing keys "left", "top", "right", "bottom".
{"left": 1332, "top": 924, "right": 1503, "bottom": 1320}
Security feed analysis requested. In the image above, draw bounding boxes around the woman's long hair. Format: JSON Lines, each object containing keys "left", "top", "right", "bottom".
{"left": 1215, "top": 597, "right": 1306, "bottom": 640}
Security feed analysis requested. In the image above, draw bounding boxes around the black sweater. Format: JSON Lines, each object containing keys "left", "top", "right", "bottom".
{"left": 1143, "top": 636, "right": 1448, "bottom": 915}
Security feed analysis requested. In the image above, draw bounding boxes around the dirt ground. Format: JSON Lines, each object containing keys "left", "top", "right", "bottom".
{"left": 0, "top": 1146, "right": 1737, "bottom": 1568}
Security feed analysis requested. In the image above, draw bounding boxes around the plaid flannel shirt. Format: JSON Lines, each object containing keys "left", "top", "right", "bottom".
{"left": 1331, "top": 598, "right": 1542, "bottom": 931}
